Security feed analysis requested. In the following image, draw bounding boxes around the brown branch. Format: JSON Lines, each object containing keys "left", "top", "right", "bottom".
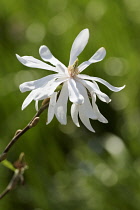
{"left": 0, "top": 99, "right": 50, "bottom": 162}
{"left": 0, "top": 171, "right": 20, "bottom": 199}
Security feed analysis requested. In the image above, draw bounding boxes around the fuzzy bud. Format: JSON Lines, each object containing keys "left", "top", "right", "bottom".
{"left": 29, "top": 117, "right": 40, "bottom": 128}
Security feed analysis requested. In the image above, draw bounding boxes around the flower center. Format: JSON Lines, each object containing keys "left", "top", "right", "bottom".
{"left": 68, "top": 59, "right": 79, "bottom": 77}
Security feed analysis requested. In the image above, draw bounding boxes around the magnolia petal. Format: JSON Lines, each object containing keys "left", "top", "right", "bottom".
{"left": 79, "top": 47, "right": 106, "bottom": 72}
{"left": 22, "top": 89, "right": 39, "bottom": 110}
{"left": 78, "top": 74, "right": 125, "bottom": 92}
{"left": 39, "top": 45, "right": 66, "bottom": 70}
{"left": 79, "top": 79, "right": 111, "bottom": 103}
{"left": 93, "top": 81, "right": 111, "bottom": 103}
{"left": 68, "top": 78, "right": 84, "bottom": 104}
{"left": 47, "top": 92, "right": 57, "bottom": 124}
{"left": 79, "top": 106, "right": 95, "bottom": 132}
{"left": 16, "top": 54, "right": 57, "bottom": 72}
{"left": 71, "top": 103, "right": 80, "bottom": 127}
{"left": 19, "top": 74, "right": 58, "bottom": 93}
{"left": 35, "top": 77, "right": 68, "bottom": 100}
{"left": 91, "top": 96, "right": 108, "bottom": 123}
{"left": 56, "top": 64, "right": 68, "bottom": 75}
{"left": 69, "top": 29, "right": 89, "bottom": 66}
{"left": 91, "top": 92, "right": 108, "bottom": 123}
{"left": 93, "top": 77, "right": 126, "bottom": 92}
{"left": 95, "top": 105, "right": 108, "bottom": 123}
{"left": 55, "top": 82, "right": 68, "bottom": 125}
{"left": 76, "top": 81, "right": 97, "bottom": 119}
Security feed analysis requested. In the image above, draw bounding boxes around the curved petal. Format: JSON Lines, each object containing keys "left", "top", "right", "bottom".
{"left": 19, "top": 74, "right": 58, "bottom": 93}
{"left": 47, "top": 92, "right": 57, "bottom": 124}
{"left": 79, "top": 79, "right": 111, "bottom": 103}
{"left": 93, "top": 103, "right": 108, "bottom": 123}
{"left": 16, "top": 54, "right": 57, "bottom": 72}
{"left": 55, "top": 82, "right": 68, "bottom": 125}
{"left": 78, "top": 47, "right": 106, "bottom": 72}
{"left": 77, "top": 83, "right": 96, "bottom": 132}
{"left": 39, "top": 45, "right": 66, "bottom": 70}
{"left": 78, "top": 74, "right": 125, "bottom": 92}
{"left": 21, "top": 89, "right": 39, "bottom": 110}
{"left": 76, "top": 81, "right": 97, "bottom": 119}
{"left": 68, "top": 78, "right": 84, "bottom": 104}
{"left": 93, "top": 81, "right": 112, "bottom": 103}
{"left": 79, "top": 107, "right": 95, "bottom": 132}
{"left": 35, "top": 77, "right": 68, "bottom": 100}
{"left": 69, "top": 29, "right": 89, "bottom": 66}
{"left": 91, "top": 94, "right": 108, "bottom": 123}
{"left": 71, "top": 103, "right": 80, "bottom": 127}
{"left": 56, "top": 64, "right": 68, "bottom": 76}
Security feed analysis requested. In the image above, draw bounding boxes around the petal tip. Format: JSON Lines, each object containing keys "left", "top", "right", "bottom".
{"left": 99, "top": 47, "right": 106, "bottom": 57}
{"left": 84, "top": 28, "right": 89, "bottom": 33}
{"left": 21, "top": 105, "right": 25, "bottom": 111}
{"left": 116, "top": 85, "right": 126, "bottom": 92}
{"left": 101, "top": 47, "right": 106, "bottom": 51}
{"left": 39, "top": 45, "right": 47, "bottom": 53}
{"left": 16, "top": 54, "right": 20, "bottom": 60}
{"left": 84, "top": 28, "right": 89, "bottom": 38}
{"left": 101, "top": 119, "right": 108, "bottom": 124}
{"left": 75, "top": 122, "right": 80, "bottom": 127}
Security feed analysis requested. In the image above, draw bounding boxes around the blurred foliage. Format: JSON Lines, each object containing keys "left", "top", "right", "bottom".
{"left": 0, "top": 0, "right": 140, "bottom": 209}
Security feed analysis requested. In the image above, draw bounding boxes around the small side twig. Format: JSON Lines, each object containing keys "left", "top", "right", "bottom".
{"left": 0, "top": 99, "right": 50, "bottom": 162}
{"left": 0, "top": 153, "right": 28, "bottom": 200}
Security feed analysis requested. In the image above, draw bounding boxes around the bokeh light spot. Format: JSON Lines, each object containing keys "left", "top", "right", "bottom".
{"left": 104, "top": 57, "right": 128, "bottom": 76}
{"left": 48, "top": 15, "right": 68, "bottom": 35}
{"left": 26, "top": 23, "right": 46, "bottom": 43}
{"left": 47, "top": 0, "right": 68, "bottom": 12}
{"left": 94, "top": 163, "right": 118, "bottom": 186}
{"left": 104, "top": 134, "right": 125, "bottom": 156}
{"left": 110, "top": 91, "right": 129, "bottom": 111}
{"left": 14, "top": 70, "right": 40, "bottom": 86}
{"left": 124, "top": 0, "right": 140, "bottom": 23}
{"left": 85, "top": 0, "right": 106, "bottom": 21}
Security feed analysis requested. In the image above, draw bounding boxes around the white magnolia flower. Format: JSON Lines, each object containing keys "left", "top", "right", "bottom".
{"left": 16, "top": 29, "right": 125, "bottom": 132}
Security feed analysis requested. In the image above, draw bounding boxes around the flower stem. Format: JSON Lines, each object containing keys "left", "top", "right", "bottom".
{"left": 0, "top": 100, "right": 50, "bottom": 163}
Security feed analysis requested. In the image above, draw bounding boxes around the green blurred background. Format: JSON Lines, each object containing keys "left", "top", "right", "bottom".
{"left": 0, "top": 0, "right": 140, "bottom": 209}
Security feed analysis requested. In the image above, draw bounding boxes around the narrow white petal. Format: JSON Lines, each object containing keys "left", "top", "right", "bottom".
{"left": 55, "top": 82, "right": 68, "bottom": 125}
{"left": 79, "top": 79, "right": 111, "bottom": 103}
{"left": 19, "top": 74, "right": 58, "bottom": 93}
{"left": 91, "top": 95, "right": 108, "bottom": 123}
{"left": 95, "top": 104, "right": 108, "bottom": 123}
{"left": 68, "top": 79, "right": 84, "bottom": 104}
{"left": 39, "top": 45, "right": 66, "bottom": 70}
{"left": 35, "top": 100, "right": 39, "bottom": 111}
{"left": 76, "top": 81, "right": 97, "bottom": 119}
{"left": 78, "top": 74, "right": 125, "bottom": 92}
{"left": 22, "top": 89, "right": 39, "bottom": 110}
{"left": 79, "top": 47, "right": 106, "bottom": 72}
{"left": 56, "top": 64, "right": 68, "bottom": 75}
{"left": 79, "top": 107, "right": 95, "bottom": 132}
{"left": 47, "top": 92, "right": 57, "bottom": 124}
{"left": 93, "top": 81, "right": 111, "bottom": 103}
{"left": 69, "top": 29, "right": 89, "bottom": 65}
{"left": 16, "top": 54, "right": 58, "bottom": 72}
{"left": 92, "top": 92, "right": 97, "bottom": 102}
{"left": 35, "top": 77, "right": 68, "bottom": 100}
{"left": 71, "top": 103, "right": 80, "bottom": 127}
